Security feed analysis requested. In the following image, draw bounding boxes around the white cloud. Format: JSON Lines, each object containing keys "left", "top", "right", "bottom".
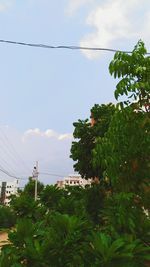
{"left": 0, "top": 0, "right": 14, "bottom": 12}
{"left": 23, "top": 128, "right": 73, "bottom": 141}
{"left": 58, "top": 133, "right": 73, "bottom": 140}
{"left": 66, "top": 0, "right": 93, "bottom": 15}
{"left": 23, "top": 128, "right": 42, "bottom": 137}
{"left": 67, "top": 0, "right": 150, "bottom": 59}
{"left": 45, "top": 129, "right": 57, "bottom": 138}
{"left": 23, "top": 128, "right": 58, "bottom": 139}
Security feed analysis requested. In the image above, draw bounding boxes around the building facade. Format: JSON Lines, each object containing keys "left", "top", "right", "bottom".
{"left": 0, "top": 180, "right": 18, "bottom": 205}
{"left": 57, "top": 174, "right": 91, "bottom": 188}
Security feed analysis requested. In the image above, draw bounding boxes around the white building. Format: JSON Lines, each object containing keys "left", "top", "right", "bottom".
{"left": 0, "top": 180, "right": 18, "bottom": 205}
{"left": 57, "top": 174, "right": 91, "bottom": 188}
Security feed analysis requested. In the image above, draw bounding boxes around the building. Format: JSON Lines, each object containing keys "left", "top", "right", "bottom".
{"left": 57, "top": 174, "right": 91, "bottom": 188}
{"left": 0, "top": 180, "right": 18, "bottom": 205}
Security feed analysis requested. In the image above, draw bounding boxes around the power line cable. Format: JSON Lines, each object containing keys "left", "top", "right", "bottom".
{"left": 0, "top": 126, "right": 31, "bottom": 173}
{"left": 0, "top": 154, "right": 16, "bottom": 175}
{"left": 0, "top": 135, "right": 30, "bottom": 177}
{"left": 0, "top": 138, "right": 21, "bottom": 174}
{"left": 0, "top": 167, "right": 28, "bottom": 180}
{"left": 40, "top": 172, "right": 71, "bottom": 178}
{"left": 0, "top": 39, "right": 150, "bottom": 54}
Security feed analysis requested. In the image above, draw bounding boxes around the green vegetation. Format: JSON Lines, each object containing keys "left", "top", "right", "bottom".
{"left": 0, "top": 40, "right": 149, "bottom": 266}
{"left": 70, "top": 103, "right": 116, "bottom": 180}
{"left": 0, "top": 206, "right": 16, "bottom": 229}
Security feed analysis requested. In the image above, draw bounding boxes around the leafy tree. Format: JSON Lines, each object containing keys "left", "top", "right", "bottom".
{"left": 109, "top": 40, "right": 150, "bottom": 111}
{"left": 10, "top": 194, "right": 45, "bottom": 222}
{"left": 0, "top": 213, "right": 92, "bottom": 267}
{"left": 93, "top": 40, "right": 150, "bottom": 248}
{"left": 89, "top": 232, "right": 150, "bottom": 267}
{"left": 0, "top": 206, "right": 16, "bottom": 229}
{"left": 23, "top": 177, "right": 44, "bottom": 198}
{"left": 93, "top": 108, "right": 150, "bottom": 195}
{"left": 93, "top": 41, "right": 150, "bottom": 193}
{"left": 40, "top": 213, "right": 92, "bottom": 267}
{"left": 70, "top": 103, "right": 116, "bottom": 179}
{"left": 40, "top": 185, "right": 64, "bottom": 210}
{"left": 102, "top": 192, "right": 150, "bottom": 241}
{"left": 84, "top": 184, "right": 106, "bottom": 225}
{"left": 90, "top": 103, "right": 116, "bottom": 135}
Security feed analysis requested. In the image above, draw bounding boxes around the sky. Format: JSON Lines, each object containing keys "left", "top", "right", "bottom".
{"left": 0, "top": 0, "right": 150, "bottom": 185}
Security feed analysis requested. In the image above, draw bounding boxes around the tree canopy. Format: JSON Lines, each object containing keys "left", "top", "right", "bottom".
{"left": 70, "top": 103, "right": 116, "bottom": 179}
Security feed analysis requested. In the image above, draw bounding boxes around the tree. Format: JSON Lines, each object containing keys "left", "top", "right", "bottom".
{"left": 93, "top": 41, "right": 150, "bottom": 249}
{"left": 70, "top": 103, "right": 116, "bottom": 179}
{"left": 89, "top": 232, "right": 150, "bottom": 267}
{"left": 0, "top": 206, "right": 16, "bottom": 229}
{"left": 10, "top": 194, "right": 39, "bottom": 220}
{"left": 23, "top": 177, "right": 44, "bottom": 198}
{"left": 84, "top": 183, "right": 106, "bottom": 225}
{"left": 109, "top": 40, "right": 150, "bottom": 111}
{"left": 40, "top": 185, "right": 64, "bottom": 210}
{"left": 93, "top": 41, "right": 150, "bottom": 196}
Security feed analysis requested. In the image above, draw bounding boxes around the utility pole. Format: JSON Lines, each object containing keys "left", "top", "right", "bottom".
{"left": 32, "top": 161, "right": 39, "bottom": 201}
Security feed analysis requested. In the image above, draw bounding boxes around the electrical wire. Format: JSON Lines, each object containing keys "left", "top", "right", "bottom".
{"left": 0, "top": 126, "right": 31, "bottom": 174}
{"left": 0, "top": 140, "right": 30, "bottom": 177}
{"left": 0, "top": 154, "right": 16, "bottom": 175}
{"left": 40, "top": 172, "right": 73, "bottom": 178}
{"left": 0, "top": 39, "right": 150, "bottom": 54}
{"left": 0, "top": 167, "right": 28, "bottom": 180}
{"left": 40, "top": 172, "right": 66, "bottom": 177}
{"left": 0, "top": 138, "right": 21, "bottom": 174}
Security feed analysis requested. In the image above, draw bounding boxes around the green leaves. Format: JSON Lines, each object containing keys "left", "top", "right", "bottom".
{"left": 0, "top": 206, "right": 16, "bottom": 229}
{"left": 90, "top": 232, "right": 150, "bottom": 267}
{"left": 70, "top": 103, "right": 116, "bottom": 179}
{"left": 93, "top": 107, "right": 150, "bottom": 195}
{"left": 109, "top": 40, "right": 150, "bottom": 111}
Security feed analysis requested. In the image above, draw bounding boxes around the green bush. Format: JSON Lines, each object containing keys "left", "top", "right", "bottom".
{"left": 0, "top": 206, "right": 16, "bottom": 229}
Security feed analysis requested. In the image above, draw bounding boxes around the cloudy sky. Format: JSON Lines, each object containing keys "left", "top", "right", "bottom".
{"left": 0, "top": 0, "right": 149, "bottom": 185}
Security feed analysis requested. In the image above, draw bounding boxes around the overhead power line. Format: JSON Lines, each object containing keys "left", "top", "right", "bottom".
{"left": 0, "top": 126, "right": 31, "bottom": 173}
{"left": 0, "top": 167, "right": 28, "bottom": 180}
{"left": 0, "top": 39, "right": 149, "bottom": 54}
{"left": 0, "top": 153, "right": 16, "bottom": 175}
{"left": 40, "top": 172, "right": 67, "bottom": 178}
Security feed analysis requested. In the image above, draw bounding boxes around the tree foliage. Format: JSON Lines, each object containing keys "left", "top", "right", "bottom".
{"left": 23, "top": 177, "right": 44, "bottom": 198}
{"left": 0, "top": 206, "right": 16, "bottom": 229}
{"left": 93, "top": 40, "right": 150, "bottom": 197}
{"left": 109, "top": 40, "right": 150, "bottom": 111}
{"left": 70, "top": 103, "right": 116, "bottom": 179}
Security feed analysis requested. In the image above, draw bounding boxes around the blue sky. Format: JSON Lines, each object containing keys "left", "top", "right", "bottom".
{"left": 0, "top": 0, "right": 116, "bottom": 132}
{"left": 0, "top": 0, "right": 150, "bottom": 185}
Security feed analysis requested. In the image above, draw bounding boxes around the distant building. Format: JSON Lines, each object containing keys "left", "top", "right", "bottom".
{"left": 57, "top": 174, "right": 91, "bottom": 188}
{"left": 0, "top": 180, "right": 18, "bottom": 205}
